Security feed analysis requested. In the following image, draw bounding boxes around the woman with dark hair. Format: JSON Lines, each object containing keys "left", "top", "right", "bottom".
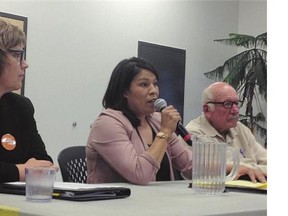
{"left": 86, "top": 57, "right": 192, "bottom": 185}
{"left": 0, "top": 18, "right": 55, "bottom": 183}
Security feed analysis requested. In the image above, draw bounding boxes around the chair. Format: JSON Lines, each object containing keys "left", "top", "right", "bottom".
{"left": 57, "top": 146, "right": 87, "bottom": 183}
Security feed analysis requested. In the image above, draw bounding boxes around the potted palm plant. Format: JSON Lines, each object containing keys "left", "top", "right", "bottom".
{"left": 204, "top": 33, "right": 267, "bottom": 146}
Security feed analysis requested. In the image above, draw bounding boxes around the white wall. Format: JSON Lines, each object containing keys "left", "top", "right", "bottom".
{"left": 1, "top": 0, "right": 267, "bottom": 180}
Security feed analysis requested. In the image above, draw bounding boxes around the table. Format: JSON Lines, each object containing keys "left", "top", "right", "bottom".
{"left": 0, "top": 180, "right": 267, "bottom": 216}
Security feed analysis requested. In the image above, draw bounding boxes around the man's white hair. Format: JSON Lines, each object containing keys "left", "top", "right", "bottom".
{"left": 202, "top": 84, "right": 215, "bottom": 111}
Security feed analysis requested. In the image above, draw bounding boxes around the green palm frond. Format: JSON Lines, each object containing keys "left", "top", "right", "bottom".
{"left": 204, "top": 65, "right": 226, "bottom": 81}
{"left": 204, "top": 50, "right": 251, "bottom": 83}
{"left": 239, "top": 113, "right": 266, "bottom": 137}
{"left": 214, "top": 33, "right": 267, "bottom": 49}
{"left": 214, "top": 33, "right": 256, "bottom": 49}
{"left": 256, "top": 32, "right": 267, "bottom": 48}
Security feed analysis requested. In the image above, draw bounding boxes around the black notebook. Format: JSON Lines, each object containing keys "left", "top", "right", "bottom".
{"left": 0, "top": 182, "right": 131, "bottom": 201}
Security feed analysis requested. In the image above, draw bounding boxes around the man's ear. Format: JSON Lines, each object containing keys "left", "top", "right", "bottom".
{"left": 203, "top": 104, "right": 209, "bottom": 113}
{"left": 203, "top": 104, "right": 211, "bottom": 117}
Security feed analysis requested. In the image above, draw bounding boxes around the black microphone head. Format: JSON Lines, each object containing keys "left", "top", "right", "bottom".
{"left": 154, "top": 98, "right": 167, "bottom": 112}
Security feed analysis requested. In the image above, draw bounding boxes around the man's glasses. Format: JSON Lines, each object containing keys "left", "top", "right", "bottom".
{"left": 7, "top": 49, "right": 25, "bottom": 63}
{"left": 207, "top": 101, "right": 243, "bottom": 109}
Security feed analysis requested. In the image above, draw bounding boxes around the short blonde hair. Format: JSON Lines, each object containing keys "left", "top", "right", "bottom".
{"left": 0, "top": 18, "right": 26, "bottom": 74}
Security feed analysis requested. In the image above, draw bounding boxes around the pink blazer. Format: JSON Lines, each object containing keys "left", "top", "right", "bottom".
{"left": 86, "top": 109, "right": 192, "bottom": 185}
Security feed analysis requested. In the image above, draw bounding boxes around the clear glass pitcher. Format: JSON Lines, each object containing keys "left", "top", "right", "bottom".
{"left": 192, "top": 136, "right": 239, "bottom": 195}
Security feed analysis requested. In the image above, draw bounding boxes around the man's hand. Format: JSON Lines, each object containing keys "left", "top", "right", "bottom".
{"left": 233, "top": 165, "right": 267, "bottom": 183}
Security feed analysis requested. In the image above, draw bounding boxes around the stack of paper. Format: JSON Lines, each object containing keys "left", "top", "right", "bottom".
{"left": 225, "top": 180, "right": 267, "bottom": 193}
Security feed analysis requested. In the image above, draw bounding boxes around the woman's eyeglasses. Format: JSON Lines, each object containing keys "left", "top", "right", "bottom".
{"left": 7, "top": 49, "right": 25, "bottom": 63}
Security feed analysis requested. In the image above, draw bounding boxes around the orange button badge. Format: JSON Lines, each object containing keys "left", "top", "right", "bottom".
{"left": 1, "top": 134, "right": 16, "bottom": 151}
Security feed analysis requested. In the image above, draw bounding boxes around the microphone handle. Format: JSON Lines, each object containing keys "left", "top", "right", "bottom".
{"left": 176, "top": 122, "right": 192, "bottom": 146}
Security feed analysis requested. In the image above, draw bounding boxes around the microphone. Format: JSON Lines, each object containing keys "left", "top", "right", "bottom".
{"left": 154, "top": 98, "right": 192, "bottom": 146}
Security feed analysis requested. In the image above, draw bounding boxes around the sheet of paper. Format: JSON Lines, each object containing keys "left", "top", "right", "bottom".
{"left": 53, "top": 182, "right": 121, "bottom": 191}
{"left": 225, "top": 180, "right": 267, "bottom": 189}
{"left": 3, "top": 182, "right": 122, "bottom": 191}
{"left": 2, "top": 182, "right": 25, "bottom": 186}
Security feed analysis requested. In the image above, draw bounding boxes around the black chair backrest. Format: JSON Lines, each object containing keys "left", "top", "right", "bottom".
{"left": 57, "top": 146, "right": 87, "bottom": 183}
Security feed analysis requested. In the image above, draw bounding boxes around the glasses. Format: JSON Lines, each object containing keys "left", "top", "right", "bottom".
{"left": 207, "top": 101, "right": 242, "bottom": 109}
{"left": 7, "top": 49, "right": 25, "bottom": 63}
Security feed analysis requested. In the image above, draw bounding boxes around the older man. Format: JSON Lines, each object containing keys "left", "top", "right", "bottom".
{"left": 186, "top": 82, "right": 267, "bottom": 183}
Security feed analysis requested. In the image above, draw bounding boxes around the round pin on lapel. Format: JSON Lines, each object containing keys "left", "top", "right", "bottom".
{"left": 1, "top": 134, "right": 16, "bottom": 150}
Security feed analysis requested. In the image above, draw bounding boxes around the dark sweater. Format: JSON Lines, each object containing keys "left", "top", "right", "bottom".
{"left": 0, "top": 92, "right": 53, "bottom": 183}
